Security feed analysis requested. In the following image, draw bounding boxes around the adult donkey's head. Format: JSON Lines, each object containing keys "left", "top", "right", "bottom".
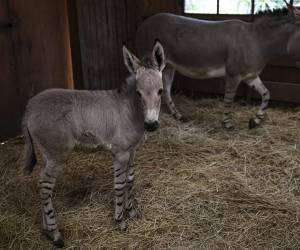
{"left": 123, "top": 41, "right": 165, "bottom": 132}
{"left": 285, "top": 0, "right": 300, "bottom": 67}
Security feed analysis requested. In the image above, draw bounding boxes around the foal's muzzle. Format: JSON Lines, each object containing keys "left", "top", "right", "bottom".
{"left": 144, "top": 120, "right": 159, "bottom": 132}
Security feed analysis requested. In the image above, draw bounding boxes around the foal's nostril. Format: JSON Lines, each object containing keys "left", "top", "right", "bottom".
{"left": 144, "top": 121, "right": 159, "bottom": 132}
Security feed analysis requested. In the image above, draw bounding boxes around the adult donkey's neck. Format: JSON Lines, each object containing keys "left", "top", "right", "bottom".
{"left": 252, "top": 9, "right": 296, "bottom": 61}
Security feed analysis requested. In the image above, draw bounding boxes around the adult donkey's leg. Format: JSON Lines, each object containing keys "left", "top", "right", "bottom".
{"left": 39, "top": 159, "right": 64, "bottom": 247}
{"left": 113, "top": 151, "right": 130, "bottom": 230}
{"left": 222, "top": 76, "right": 241, "bottom": 129}
{"left": 163, "top": 65, "right": 186, "bottom": 121}
{"left": 245, "top": 76, "right": 270, "bottom": 129}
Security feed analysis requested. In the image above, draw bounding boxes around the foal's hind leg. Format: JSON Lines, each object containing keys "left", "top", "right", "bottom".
{"left": 222, "top": 76, "right": 241, "bottom": 129}
{"left": 39, "top": 159, "right": 64, "bottom": 247}
{"left": 245, "top": 76, "right": 270, "bottom": 129}
{"left": 113, "top": 151, "right": 130, "bottom": 230}
{"left": 163, "top": 65, "right": 186, "bottom": 121}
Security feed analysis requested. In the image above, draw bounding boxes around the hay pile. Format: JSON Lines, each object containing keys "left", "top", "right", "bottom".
{"left": 0, "top": 95, "right": 300, "bottom": 249}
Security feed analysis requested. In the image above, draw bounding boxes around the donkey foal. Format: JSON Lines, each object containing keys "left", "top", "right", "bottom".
{"left": 22, "top": 41, "right": 166, "bottom": 248}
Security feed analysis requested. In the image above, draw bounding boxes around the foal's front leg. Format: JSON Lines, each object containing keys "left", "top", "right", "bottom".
{"left": 125, "top": 151, "right": 137, "bottom": 219}
{"left": 113, "top": 151, "right": 130, "bottom": 230}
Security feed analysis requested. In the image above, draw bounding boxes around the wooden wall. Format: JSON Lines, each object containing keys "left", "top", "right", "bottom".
{"left": 69, "top": 0, "right": 182, "bottom": 90}
{"left": 0, "top": 0, "right": 20, "bottom": 140}
{"left": 69, "top": 0, "right": 128, "bottom": 90}
{"left": 0, "top": 0, "right": 73, "bottom": 140}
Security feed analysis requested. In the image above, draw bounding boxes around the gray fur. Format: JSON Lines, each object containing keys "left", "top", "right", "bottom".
{"left": 136, "top": 3, "right": 300, "bottom": 128}
{"left": 22, "top": 42, "right": 165, "bottom": 247}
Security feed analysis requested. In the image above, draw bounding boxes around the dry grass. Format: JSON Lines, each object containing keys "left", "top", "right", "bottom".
{"left": 1, "top": 95, "right": 300, "bottom": 250}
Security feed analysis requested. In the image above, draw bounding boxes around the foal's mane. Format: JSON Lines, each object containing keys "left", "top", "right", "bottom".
{"left": 140, "top": 54, "right": 158, "bottom": 70}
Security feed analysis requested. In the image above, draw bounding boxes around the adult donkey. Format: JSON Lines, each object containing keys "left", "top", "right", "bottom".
{"left": 136, "top": 1, "right": 300, "bottom": 129}
{"left": 22, "top": 41, "right": 165, "bottom": 247}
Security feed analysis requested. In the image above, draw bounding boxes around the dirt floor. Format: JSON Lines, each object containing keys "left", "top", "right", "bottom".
{"left": 1, "top": 95, "right": 300, "bottom": 250}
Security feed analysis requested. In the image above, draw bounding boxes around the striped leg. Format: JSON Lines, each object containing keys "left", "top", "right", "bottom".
{"left": 162, "top": 65, "right": 185, "bottom": 121}
{"left": 39, "top": 161, "right": 64, "bottom": 248}
{"left": 113, "top": 151, "right": 130, "bottom": 230}
{"left": 125, "top": 151, "right": 136, "bottom": 219}
{"left": 245, "top": 76, "right": 270, "bottom": 129}
{"left": 222, "top": 76, "right": 241, "bottom": 129}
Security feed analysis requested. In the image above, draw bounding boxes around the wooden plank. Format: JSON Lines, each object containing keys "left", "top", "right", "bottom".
{"left": 0, "top": 0, "right": 21, "bottom": 140}
{"left": 8, "top": 0, "right": 73, "bottom": 109}
{"left": 67, "top": 0, "right": 84, "bottom": 89}
{"left": 0, "top": 0, "right": 73, "bottom": 139}
{"left": 249, "top": 81, "right": 300, "bottom": 103}
{"left": 76, "top": 0, "right": 128, "bottom": 90}
{"left": 261, "top": 65, "right": 300, "bottom": 84}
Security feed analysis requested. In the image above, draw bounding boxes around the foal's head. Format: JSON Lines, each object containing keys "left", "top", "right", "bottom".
{"left": 123, "top": 41, "right": 165, "bottom": 132}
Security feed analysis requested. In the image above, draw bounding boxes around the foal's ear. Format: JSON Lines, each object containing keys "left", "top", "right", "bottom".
{"left": 152, "top": 40, "right": 166, "bottom": 72}
{"left": 122, "top": 45, "right": 141, "bottom": 74}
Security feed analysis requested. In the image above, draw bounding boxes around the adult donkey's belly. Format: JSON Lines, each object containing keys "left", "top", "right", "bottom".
{"left": 169, "top": 62, "right": 226, "bottom": 79}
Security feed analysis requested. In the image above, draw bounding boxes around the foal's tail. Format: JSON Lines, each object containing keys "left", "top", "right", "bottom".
{"left": 23, "top": 124, "right": 37, "bottom": 175}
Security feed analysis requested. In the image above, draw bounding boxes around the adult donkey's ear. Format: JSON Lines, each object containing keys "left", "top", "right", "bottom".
{"left": 292, "top": 6, "right": 300, "bottom": 23}
{"left": 152, "top": 40, "right": 166, "bottom": 72}
{"left": 123, "top": 45, "right": 141, "bottom": 74}
{"left": 284, "top": 0, "right": 300, "bottom": 22}
{"left": 284, "top": 0, "right": 294, "bottom": 7}
{"left": 284, "top": 0, "right": 294, "bottom": 11}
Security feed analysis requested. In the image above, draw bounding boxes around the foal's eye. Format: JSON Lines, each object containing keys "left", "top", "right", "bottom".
{"left": 136, "top": 90, "right": 142, "bottom": 98}
{"left": 158, "top": 89, "right": 163, "bottom": 96}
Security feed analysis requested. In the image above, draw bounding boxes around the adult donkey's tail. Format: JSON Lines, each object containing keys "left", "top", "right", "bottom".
{"left": 23, "top": 124, "right": 37, "bottom": 175}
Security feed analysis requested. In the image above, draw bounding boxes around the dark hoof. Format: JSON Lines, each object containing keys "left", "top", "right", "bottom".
{"left": 179, "top": 116, "right": 189, "bottom": 123}
{"left": 248, "top": 118, "right": 259, "bottom": 129}
{"left": 222, "top": 122, "right": 235, "bottom": 130}
{"left": 42, "top": 230, "right": 64, "bottom": 248}
{"left": 127, "top": 207, "right": 140, "bottom": 220}
{"left": 116, "top": 220, "right": 127, "bottom": 231}
{"left": 53, "top": 238, "right": 65, "bottom": 248}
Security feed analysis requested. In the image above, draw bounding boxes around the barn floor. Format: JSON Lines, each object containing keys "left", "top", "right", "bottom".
{"left": 1, "top": 95, "right": 300, "bottom": 250}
